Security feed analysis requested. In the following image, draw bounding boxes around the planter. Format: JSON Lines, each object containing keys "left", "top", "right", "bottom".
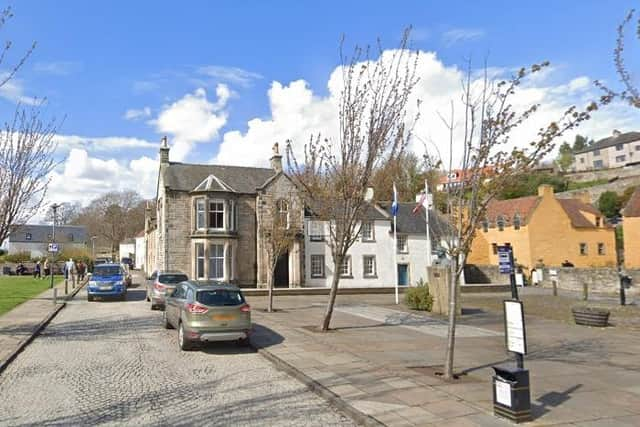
{"left": 572, "top": 307, "right": 610, "bottom": 327}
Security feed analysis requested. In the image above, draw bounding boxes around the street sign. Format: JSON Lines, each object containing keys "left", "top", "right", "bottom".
{"left": 504, "top": 300, "right": 527, "bottom": 355}
{"left": 48, "top": 243, "right": 59, "bottom": 253}
{"left": 497, "top": 246, "right": 514, "bottom": 274}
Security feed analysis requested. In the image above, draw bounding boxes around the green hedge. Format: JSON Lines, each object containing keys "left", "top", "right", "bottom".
{"left": 405, "top": 279, "right": 433, "bottom": 311}
{"left": 0, "top": 252, "right": 32, "bottom": 263}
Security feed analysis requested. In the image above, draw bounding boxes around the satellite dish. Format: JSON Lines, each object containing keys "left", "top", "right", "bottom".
{"left": 364, "top": 187, "right": 374, "bottom": 202}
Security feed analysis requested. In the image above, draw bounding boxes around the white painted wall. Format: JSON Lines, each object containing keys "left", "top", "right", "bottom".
{"left": 7, "top": 242, "right": 87, "bottom": 258}
{"left": 135, "top": 237, "right": 145, "bottom": 270}
{"left": 119, "top": 243, "right": 135, "bottom": 262}
{"left": 303, "top": 219, "right": 431, "bottom": 288}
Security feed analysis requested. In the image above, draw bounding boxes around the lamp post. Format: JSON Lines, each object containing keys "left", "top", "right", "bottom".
{"left": 91, "top": 236, "right": 97, "bottom": 259}
{"left": 50, "top": 203, "right": 61, "bottom": 289}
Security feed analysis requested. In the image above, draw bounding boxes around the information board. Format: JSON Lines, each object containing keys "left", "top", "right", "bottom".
{"left": 495, "top": 379, "right": 512, "bottom": 406}
{"left": 48, "top": 243, "right": 59, "bottom": 253}
{"left": 497, "top": 246, "right": 514, "bottom": 274}
{"left": 504, "top": 300, "right": 527, "bottom": 355}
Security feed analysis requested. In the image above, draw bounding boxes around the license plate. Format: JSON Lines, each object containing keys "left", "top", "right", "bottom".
{"left": 99, "top": 286, "right": 112, "bottom": 291}
{"left": 212, "top": 314, "right": 236, "bottom": 321}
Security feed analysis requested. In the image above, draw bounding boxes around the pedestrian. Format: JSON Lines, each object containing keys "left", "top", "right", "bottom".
{"left": 33, "top": 260, "right": 42, "bottom": 279}
{"left": 78, "top": 261, "right": 86, "bottom": 281}
{"left": 43, "top": 258, "right": 50, "bottom": 278}
{"left": 16, "top": 263, "right": 26, "bottom": 275}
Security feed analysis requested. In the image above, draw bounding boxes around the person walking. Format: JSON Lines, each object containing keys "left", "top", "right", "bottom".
{"left": 43, "top": 258, "right": 50, "bottom": 278}
{"left": 77, "top": 261, "right": 86, "bottom": 281}
{"left": 33, "top": 260, "right": 42, "bottom": 279}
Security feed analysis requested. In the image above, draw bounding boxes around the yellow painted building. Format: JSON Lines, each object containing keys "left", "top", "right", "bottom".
{"left": 468, "top": 185, "right": 617, "bottom": 270}
{"left": 623, "top": 188, "right": 640, "bottom": 269}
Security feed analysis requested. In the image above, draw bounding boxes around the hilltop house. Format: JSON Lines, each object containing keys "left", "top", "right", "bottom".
{"left": 572, "top": 130, "right": 640, "bottom": 172}
{"left": 147, "top": 138, "right": 303, "bottom": 287}
{"left": 5, "top": 224, "right": 87, "bottom": 258}
{"left": 468, "top": 185, "right": 616, "bottom": 270}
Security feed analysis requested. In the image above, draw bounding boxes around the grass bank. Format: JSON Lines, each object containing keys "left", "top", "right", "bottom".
{"left": 0, "top": 276, "right": 62, "bottom": 316}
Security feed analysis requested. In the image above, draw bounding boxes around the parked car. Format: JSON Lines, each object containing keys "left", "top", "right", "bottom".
{"left": 146, "top": 270, "right": 188, "bottom": 310}
{"left": 163, "top": 281, "right": 251, "bottom": 350}
{"left": 87, "top": 263, "right": 128, "bottom": 301}
{"left": 120, "top": 263, "right": 133, "bottom": 287}
{"left": 121, "top": 257, "right": 134, "bottom": 270}
{"left": 94, "top": 257, "right": 112, "bottom": 266}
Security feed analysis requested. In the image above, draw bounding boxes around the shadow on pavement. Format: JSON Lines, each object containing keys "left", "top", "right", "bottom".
{"left": 249, "top": 323, "right": 285, "bottom": 349}
{"left": 531, "top": 384, "right": 583, "bottom": 420}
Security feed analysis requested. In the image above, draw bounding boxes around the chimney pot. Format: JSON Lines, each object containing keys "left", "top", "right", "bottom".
{"left": 160, "top": 136, "right": 170, "bottom": 164}
{"left": 270, "top": 142, "right": 283, "bottom": 173}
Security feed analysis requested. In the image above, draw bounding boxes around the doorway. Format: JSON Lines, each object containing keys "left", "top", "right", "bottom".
{"left": 274, "top": 252, "right": 289, "bottom": 288}
{"left": 397, "top": 264, "right": 409, "bottom": 286}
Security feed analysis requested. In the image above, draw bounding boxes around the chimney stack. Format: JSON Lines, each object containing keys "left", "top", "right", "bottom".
{"left": 160, "top": 136, "right": 169, "bottom": 164}
{"left": 613, "top": 129, "right": 622, "bottom": 138}
{"left": 270, "top": 142, "right": 283, "bottom": 173}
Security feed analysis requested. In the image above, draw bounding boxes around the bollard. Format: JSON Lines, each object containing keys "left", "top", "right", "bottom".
{"left": 65, "top": 279, "right": 68, "bottom": 295}
{"left": 582, "top": 283, "right": 588, "bottom": 301}
{"left": 552, "top": 280, "right": 557, "bottom": 297}
{"left": 53, "top": 288, "right": 57, "bottom": 306}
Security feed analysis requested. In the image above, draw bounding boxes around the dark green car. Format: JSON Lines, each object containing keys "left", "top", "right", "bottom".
{"left": 163, "top": 281, "right": 252, "bottom": 350}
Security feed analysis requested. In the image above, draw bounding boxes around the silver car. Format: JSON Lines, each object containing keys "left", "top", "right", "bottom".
{"left": 163, "top": 281, "right": 252, "bottom": 351}
{"left": 146, "top": 270, "right": 188, "bottom": 310}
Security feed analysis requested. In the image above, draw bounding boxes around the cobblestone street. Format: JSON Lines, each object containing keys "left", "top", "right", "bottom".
{"left": 0, "top": 284, "right": 353, "bottom": 426}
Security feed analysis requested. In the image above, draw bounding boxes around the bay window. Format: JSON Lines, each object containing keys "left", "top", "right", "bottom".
{"left": 209, "top": 201, "right": 224, "bottom": 229}
{"left": 195, "top": 199, "right": 206, "bottom": 229}
{"left": 209, "top": 244, "right": 225, "bottom": 280}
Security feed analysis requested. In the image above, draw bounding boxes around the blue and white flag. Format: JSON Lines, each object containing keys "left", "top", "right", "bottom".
{"left": 391, "top": 183, "right": 399, "bottom": 217}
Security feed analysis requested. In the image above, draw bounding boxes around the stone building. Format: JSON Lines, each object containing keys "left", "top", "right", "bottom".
{"left": 622, "top": 187, "right": 640, "bottom": 269}
{"left": 468, "top": 185, "right": 617, "bottom": 270}
{"left": 146, "top": 138, "right": 303, "bottom": 287}
{"left": 5, "top": 224, "right": 87, "bottom": 258}
{"left": 572, "top": 130, "right": 640, "bottom": 172}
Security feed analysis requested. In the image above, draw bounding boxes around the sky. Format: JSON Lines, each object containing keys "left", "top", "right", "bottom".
{"left": 2, "top": 0, "right": 640, "bottom": 220}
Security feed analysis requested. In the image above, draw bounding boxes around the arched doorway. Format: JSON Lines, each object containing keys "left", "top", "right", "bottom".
{"left": 274, "top": 252, "right": 289, "bottom": 288}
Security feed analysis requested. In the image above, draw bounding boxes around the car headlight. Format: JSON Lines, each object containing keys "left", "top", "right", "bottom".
{"left": 115, "top": 281, "right": 124, "bottom": 287}
{"left": 88, "top": 281, "right": 97, "bottom": 287}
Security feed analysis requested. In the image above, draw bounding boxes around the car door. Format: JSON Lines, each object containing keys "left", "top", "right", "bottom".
{"left": 167, "top": 284, "right": 185, "bottom": 324}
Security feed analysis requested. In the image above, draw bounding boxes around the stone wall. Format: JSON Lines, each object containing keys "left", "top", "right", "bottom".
{"left": 539, "top": 266, "right": 639, "bottom": 296}
{"left": 564, "top": 165, "right": 640, "bottom": 183}
{"left": 464, "top": 264, "right": 509, "bottom": 285}
{"left": 556, "top": 175, "right": 640, "bottom": 202}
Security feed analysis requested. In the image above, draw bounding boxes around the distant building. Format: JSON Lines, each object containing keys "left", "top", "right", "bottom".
{"left": 468, "top": 185, "right": 616, "bottom": 270}
{"left": 437, "top": 167, "right": 494, "bottom": 191}
{"left": 572, "top": 130, "right": 640, "bottom": 172}
{"left": 6, "top": 224, "right": 87, "bottom": 258}
{"left": 622, "top": 187, "right": 640, "bottom": 269}
{"left": 134, "top": 230, "right": 145, "bottom": 270}
{"left": 119, "top": 239, "right": 135, "bottom": 263}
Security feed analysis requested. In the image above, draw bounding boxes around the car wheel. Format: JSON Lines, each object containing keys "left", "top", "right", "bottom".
{"left": 163, "top": 310, "right": 173, "bottom": 329}
{"left": 150, "top": 301, "right": 156, "bottom": 310}
{"left": 87, "top": 294, "right": 93, "bottom": 302}
{"left": 178, "top": 322, "right": 193, "bottom": 351}
{"left": 146, "top": 292, "right": 150, "bottom": 302}
{"left": 121, "top": 293, "right": 127, "bottom": 302}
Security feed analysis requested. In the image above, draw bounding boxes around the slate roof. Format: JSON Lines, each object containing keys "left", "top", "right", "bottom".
{"left": 377, "top": 202, "right": 453, "bottom": 239}
{"left": 623, "top": 187, "right": 640, "bottom": 217}
{"left": 305, "top": 201, "right": 389, "bottom": 221}
{"left": 8, "top": 225, "right": 87, "bottom": 243}
{"left": 162, "top": 162, "right": 276, "bottom": 194}
{"left": 574, "top": 131, "right": 640, "bottom": 154}
{"left": 557, "top": 199, "right": 604, "bottom": 228}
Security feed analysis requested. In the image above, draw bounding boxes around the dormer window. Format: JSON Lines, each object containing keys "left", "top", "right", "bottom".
{"left": 595, "top": 217, "right": 601, "bottom": 227}
{"left": 482, "top": 219, "right": 489, "bottom": 232}
{"left": 496, "top": 215, "right": 505, "bottom": 231}
{"left": 513, "top": 214, "right": 521, "bottom": 230}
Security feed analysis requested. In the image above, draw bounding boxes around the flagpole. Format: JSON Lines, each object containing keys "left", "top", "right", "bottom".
{"left": 394, "top": 213, "right": 398, "bottom": 304}
{"left": 425, "top": 179, "right": 432, "bottom": 267}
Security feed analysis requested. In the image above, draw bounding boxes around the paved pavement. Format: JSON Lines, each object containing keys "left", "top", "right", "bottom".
{"left": 248, "top": 294, "right": 640, "bottom": 427}
{"left": 0, "top": 278, "right": 353, "bottom": 426}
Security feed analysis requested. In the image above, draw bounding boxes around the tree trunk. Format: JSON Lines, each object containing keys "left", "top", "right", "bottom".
{"left": 321, "top": 257, "right": 342, "bottom": 331}
{"left": 443, "top": 257, "right": 459, "bottom": 380}
{"left": 267, "top": 265, "right": 275, "bottom": 313}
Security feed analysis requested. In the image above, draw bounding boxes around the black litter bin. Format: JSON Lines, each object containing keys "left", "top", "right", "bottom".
{"left": 492, "top": 364, "right": 532, "bottom": 423}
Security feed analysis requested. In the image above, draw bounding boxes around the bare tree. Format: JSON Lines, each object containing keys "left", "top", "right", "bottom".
{"left": 287, "top": 29, "right": 420, "bottom": 331}
{"left": 595, "top": 9, "right": 640, "bottom": 108}
{"left": 425, "top": 61, "right": 598, "bottom": 380}
{"left": 0, "top": 104, "right": 59, "bottom": 245}
{"left": 74, "top": 191, "right": 145, "bottom": 257}
{"left": 259, "top": 195, "right": 300, "bottom": 312}
{"left": 44, "top": 201, "right": 81, "bottom": 225}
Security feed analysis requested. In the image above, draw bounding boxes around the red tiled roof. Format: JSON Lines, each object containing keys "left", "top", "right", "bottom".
{"left": 623, "top": 187, "right": 640, "bottom": 217}
{"left": 557, "top": 199, "right": 603, "bottom": 228}
{"left": 485, "top": 196, "right": 540, "bottom": 224}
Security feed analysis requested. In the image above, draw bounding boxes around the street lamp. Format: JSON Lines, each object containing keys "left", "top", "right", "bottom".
{"left": 50, "top": 203, "right": 61, "bottom": 289}
{"left": 91, "top": 236, "right": 97, "bottom": 259}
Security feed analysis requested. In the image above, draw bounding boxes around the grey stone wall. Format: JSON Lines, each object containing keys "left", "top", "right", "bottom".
{"left": 464, "top": 264, "right": 509, "bottom": 285}
{"left": 164, "top": 190, "right": 192, "bottom": 275}
{"left": 540, "top": 266, "right": 639, "bottom": 296}
{"left": 236, "top": 194, "right": 258, "bottom": 286}
{"left": 564, "top": 165, "right": 640, "bottom": 183}
{"left": 555, "top": 175, "right": 640, "bottom": 202}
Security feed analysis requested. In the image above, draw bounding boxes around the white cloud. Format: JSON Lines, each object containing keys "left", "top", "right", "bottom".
{"left": 124, "top": 107, "right": 152, "bottom": 121}
{"left": 34, "top": 61, "right": 82, "bottom": 75}
{"left": 53, "top": 134, "right": 157, "bottom": 152}
{"left": 43, "top": 148, "right": 158, "bottom": 213}
{"left": 442, "top": 28, "right": 486, "bottom": 46}
{"left": 151, "top": 85, "right": 230, "bottom": 161}
{"left": 197, "top": 65, "right": 263, "bottom": 87}
{"left": 0, "top": 74, "right": 40, "bottom": 105}
{"left": 212, "top": 49, "right": 640, "bottom": 172}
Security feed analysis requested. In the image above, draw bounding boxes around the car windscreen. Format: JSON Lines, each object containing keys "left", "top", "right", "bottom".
{"left": 159, "top": 274, "right": 188, "bottom": 284}
{"left": 93, "top": 266, "right": 122, "bottom": 276}
{"left": 196, "top": 289, "right": 245, "bottom": 306}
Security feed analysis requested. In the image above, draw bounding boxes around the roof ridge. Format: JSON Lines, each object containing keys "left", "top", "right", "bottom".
{"left": 169, "top": 161, "right": 273, "bottom": 171}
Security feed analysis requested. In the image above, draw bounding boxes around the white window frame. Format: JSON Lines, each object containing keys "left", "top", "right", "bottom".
{"left": 397, "top": 235, "right": 408, "bottom": 254}
{"left": 616, "top": 155, "right": 626, "bottom": 163}
{"left": 208, "top": 243, "right": 225, "bottom": 280}
{"left": 209, "top": 200, "right": 225, "bottom": 230}
{"left": 195, "top": 243, "right": 205, "bottom": 279}
{"left": 363, "top": 255, "right": 376, "bottom": 278}
{"left": 309, "top": 221, "right": 324, "bottom": 242}
{"left": 310, "top": 255, "right": 325, "bottom": 278}
{"left": 195, "top": 198, "right": 206, "bottom": 230}
{"left": 339, "top": 256, "right": 352, "bottom": 277}
{"left": 361, "top": 221, "right": 375, "bottom": 241}
{"left": 25, "top": 233, "right": 32, "bottom": 241}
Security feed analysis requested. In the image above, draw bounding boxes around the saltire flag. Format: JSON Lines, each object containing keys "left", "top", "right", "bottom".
{"left": 391, "top": 183, "right": 399, "bottom": 217}
{"left": 412, "top": 191, "right": 426, "bottom": 215}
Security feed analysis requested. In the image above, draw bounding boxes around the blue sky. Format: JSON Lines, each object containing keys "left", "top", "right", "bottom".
{"left": 2, "top": 0, "right": 640, "bottom": 208}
